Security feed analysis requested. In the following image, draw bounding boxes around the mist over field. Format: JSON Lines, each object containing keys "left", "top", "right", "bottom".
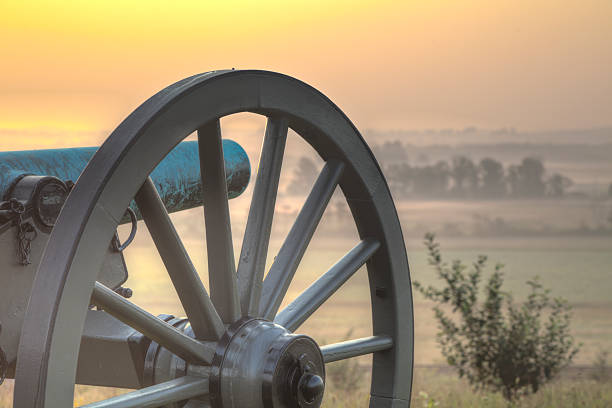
{"left": 109, "top": 117, "right": 612, "bottom": 371}
{"left": 222, "top": 118, "right": 612, "bottom": 368}
{"left": 1, "top": 121, "right": 611, "bottom": 406}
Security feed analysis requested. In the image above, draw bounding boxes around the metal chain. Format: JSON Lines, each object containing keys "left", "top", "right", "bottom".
{"left": 16, "top": 220, "right": 37, "bottom": 265}
{"left": 0, "top": 199, "right": 39, "bottom": 265}
{"left": 9, "top": 199, "right": 37, "bottom": 266}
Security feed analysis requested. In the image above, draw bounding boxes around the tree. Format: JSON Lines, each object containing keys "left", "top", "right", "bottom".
{"left": 412, "top": 161, "right": 450, "bottom": 197}
{"left": 506, "top": 164, "right": 520, "bottom": 196}
{"left": 385, "top": 163, "right": 413, "bottom": 197}
{"left": 451, "top": 156, "right": 478, "bottom": 196}
{"left": 507, "top": 157, "right": 546, "bottom": 197}
{"left": 479, "top": 158, "right": 506, "bottom": 198}
{"left": 413, "top": 234, "right": 580, "bottom": 400}
{"left": 372, "top": 140, "right": 408, "bottom": 164}
{"left": 286, "top": 156, "right": 319, "bottom": 195}
{"left": 546, "top": 173, "right": 573, "bottom": 197}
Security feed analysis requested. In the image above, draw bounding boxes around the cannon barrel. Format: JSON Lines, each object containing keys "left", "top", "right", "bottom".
{"left": 0, "top": 140, "right": 251, "bottom": 218}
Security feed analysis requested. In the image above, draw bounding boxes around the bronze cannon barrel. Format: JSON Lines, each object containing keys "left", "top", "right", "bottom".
{"left": 0, "top": 140, "right": 251, "bottom": 218}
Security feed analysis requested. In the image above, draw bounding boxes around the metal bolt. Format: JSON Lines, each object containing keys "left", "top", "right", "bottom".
{"left": 114, "top": 287, "right": 133, "bottom": 298}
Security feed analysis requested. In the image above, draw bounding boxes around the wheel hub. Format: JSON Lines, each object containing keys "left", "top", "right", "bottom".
{"left": 210, "top": 319, "right": 325, "bottom": 408}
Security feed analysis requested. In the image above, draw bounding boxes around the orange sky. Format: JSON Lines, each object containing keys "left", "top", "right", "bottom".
{"left": 0, "top": 0, "right": 611, "bottom": 150}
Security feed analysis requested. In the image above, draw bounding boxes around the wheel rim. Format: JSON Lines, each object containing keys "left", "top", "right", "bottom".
{"left": 15, "top": 70, "right": 414, "bottom": 407}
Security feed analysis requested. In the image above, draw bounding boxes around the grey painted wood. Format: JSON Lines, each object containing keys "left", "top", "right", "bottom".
{"left": 15, "top": 71, "right": 414, "bottom": 407}
{"left": 321, "top": 336, "right": 393, "bottom": 363}
{"left": 135, "top": 177, "right": 224, "bottom": 341}
{"left": 275, "top": 239, "right": 380, "bottom": 332}
{"left": 79, "top": 376, "right": 208, "bottom": 408}
{"left": 260, "top": 160, "right": 344, "bottom": 320}
{"left": 237, "top": 117, "right": 288, "bottom": 317}
{"left": 77, "top": 310, "right": 150, "bottom": 389}
{"left": 91, "top": 282, "right": 214, "bottom": 364}
{"left": 198, "top": 120, "right": 241, "bottom": 323}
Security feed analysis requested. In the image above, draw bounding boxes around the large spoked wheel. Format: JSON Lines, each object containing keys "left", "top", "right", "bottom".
{"left": 15, "top": 70, "right": 414, "bottom": 407}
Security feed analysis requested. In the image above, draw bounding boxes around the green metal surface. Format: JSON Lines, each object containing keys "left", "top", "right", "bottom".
{"left": 0, "top": 140, "right": 251, "bottom": 218}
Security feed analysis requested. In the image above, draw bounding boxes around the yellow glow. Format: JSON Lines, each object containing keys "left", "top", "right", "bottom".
{"left": 1, "top": 0, "right": 611, "bottom": 150}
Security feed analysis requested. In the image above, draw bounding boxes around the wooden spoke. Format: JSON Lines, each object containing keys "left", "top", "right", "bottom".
{"left": 198, "top": 120, "right": 241, "bottom": 323}
{"left": 259, "top": 160, "right": 344, "bottom": 320}
{"left": 321, "top": 336, "right": 393, "bottom": 363}
{"left": 275, "top": 239, "right": 380, "bottom": 331}
{"left": 79, "top": 376, "right": 208, "bottom": 408}
{"left": 91, "top": 282, "right": 214, "bottom": 364}
{"left": 237, "top": 117, "right": 288, "bottom": 317}
{"left": 135, "top": 177, "right": 224, "bottom": 341}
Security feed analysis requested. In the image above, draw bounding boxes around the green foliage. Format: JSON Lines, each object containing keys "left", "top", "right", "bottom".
{"left": 413, "top": 233, "right": 580, "bottom": 400}
{"left": 418, "top": 391, "right": 440, "bottom": 407}
{"left": 591, "top": 349, "right": 610, "bottom": 382}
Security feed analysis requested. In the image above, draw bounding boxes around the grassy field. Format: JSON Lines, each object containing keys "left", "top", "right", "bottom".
{"left": 0, "top": 196, "right": 610, "bottom": 406}
{"left": 323, "top": 366, "right": 612, "bottom": 408}
{"left": 2, "top": 368, "right": 611, "bottom": 407}
{"left": 118, "top": 201, "right": 612, "bottom": 365}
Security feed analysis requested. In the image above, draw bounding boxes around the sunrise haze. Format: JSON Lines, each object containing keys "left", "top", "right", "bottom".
{"left": 1, "top": 0, "right": 611, "bottom": 150}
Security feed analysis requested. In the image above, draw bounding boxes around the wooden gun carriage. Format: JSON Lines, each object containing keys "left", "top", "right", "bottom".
{"left": 0, "top": 70, "right": 413, "bottom": 408}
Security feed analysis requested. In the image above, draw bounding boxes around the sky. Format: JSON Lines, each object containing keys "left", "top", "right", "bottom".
{"left": 0, "top": 0, "right": 611, "bottom": 150}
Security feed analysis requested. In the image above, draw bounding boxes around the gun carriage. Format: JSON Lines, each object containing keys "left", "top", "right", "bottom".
{"left": 0, "top": 70, "right": 414, "bottom": 407}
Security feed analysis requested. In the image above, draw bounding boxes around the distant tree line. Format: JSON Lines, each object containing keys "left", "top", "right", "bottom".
{"left": 285, "top": 155, "right": 574, "bottom": 199}
{"left": 385, "top": 156, "right": 572, "bottom": 198}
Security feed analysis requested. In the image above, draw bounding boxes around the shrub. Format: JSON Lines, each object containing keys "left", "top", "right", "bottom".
{"left": 413, "top": 233, "right": 580, "bottom": 400}
{"left": 591, "top": 349, "right": 610, "bottom": 382}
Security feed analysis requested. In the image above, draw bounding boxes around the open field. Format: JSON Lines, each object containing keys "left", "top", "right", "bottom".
{"left": 2, "top": 367, "right": 611, "bottom": 407}
{"left": 395, "top": 198, "right": 612, "bottom": 242}
{"left": 322, "top": 366, "right": 612, "bottom": 408}
{"left": 1, "top": 195, "right": 610, "bottom": 406}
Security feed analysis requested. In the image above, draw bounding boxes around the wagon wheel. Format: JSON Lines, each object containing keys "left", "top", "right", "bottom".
{"left": 14, "top": 70, "right": 414, "bottom": 407}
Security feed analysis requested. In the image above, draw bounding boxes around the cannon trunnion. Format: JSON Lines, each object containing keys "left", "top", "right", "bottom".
{"left": 1, "top": 70, "right": 414, "bottom": 408}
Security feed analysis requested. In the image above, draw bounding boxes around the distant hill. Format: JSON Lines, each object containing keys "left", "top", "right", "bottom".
{"left": 363, "top": 127, "right": 612, "bottom": 146}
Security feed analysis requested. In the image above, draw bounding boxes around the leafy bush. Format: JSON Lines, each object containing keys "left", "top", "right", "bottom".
{"left": 591, "top": 349, "right": 610, "bottom": 382}
{"left": 413, "top": 233, "right": 580, "bottom": 400}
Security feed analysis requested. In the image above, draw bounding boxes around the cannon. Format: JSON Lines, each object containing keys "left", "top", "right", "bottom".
{"left": 0, "top": 70, "right": 414, "bottom": 407}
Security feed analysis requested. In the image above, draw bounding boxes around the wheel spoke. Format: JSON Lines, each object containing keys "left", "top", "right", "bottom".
{"left": 135, "top": 177, "right": 224, "bottom": 341}
{"left": 260, "top": 160, "right": 345, "bottom": 319}
{"left": 275, "top": 239, "right": 380, "bottom": 331}
{"left": 237, "top": 117, "right": 288, "bottom": 317}
{"left": 320, "top": 336, "right": 393, "bottom": 363}
{"left": 91, "top": 282, "right": 214, "bottom": 364}
{"left": 79, "top": 376, "right": 208, "bottom": 408}
{"left": 198, "top": 119, "right": 241, "bottom": 323}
